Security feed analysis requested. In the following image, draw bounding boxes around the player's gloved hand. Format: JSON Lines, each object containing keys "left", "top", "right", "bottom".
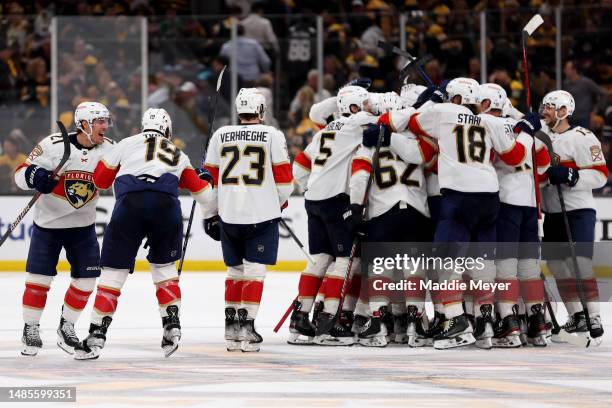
{"left": 547, "top": 165, "right": 579, "bottom": 187}
{"left": 343, "top": 204, "right": 365, "bottom": 235}
{"left": 196, "top": 167, "right": 214, "bottom": 187}
{"left": 414, "top": 86, "right": 443, "bottom": 108}
{"left": 362, "top": 123, "right": 391, "bottom": 148}
{"left": 513, "top": 112, "right": 542, "bottom": 136}
{"left": 24, "top": 164, "right": 58, "bottom": 194}
{"left": 344, "top": 77, "right": 372, "bottom": 90}
{"left": 204, "top": 215, "right": 221, "bottom": 241}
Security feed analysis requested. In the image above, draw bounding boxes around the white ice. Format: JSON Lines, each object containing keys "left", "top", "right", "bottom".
{"left": 0, "top": 271, "right": 611, "bottom": 407}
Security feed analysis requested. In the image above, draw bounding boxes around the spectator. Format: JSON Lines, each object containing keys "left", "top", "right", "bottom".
{"left": 241, "top": 2, "right": 280, "bottom": 57}
{"left": 0, "top": 130, "right": 27, "bottom": 193}
{"left": 563, "top": 60, "right": 608, "bottom": 128}
{"left": 219, "top": 23, "right": 271, "bottom": 85}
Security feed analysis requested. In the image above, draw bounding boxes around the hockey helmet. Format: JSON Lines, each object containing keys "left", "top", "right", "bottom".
{"left": 74, "top": 101, "right": 111, "bottom": 131}
{"left": 446, "top": 77, "right": 480, "bottom": 105}
{"left": 542, "top": 90, "right": 575, "bottom": 117}
{"left": 142, "top": 108, "right": 173, "bottom": 138}
{"left": 478, "top": 83, "right": 507, "bottom": 112}
{"left": 337, "top": 85, "right": 370, "bottom": 115}
{"left": 400, "top": 83, "right": 427, "bottom": 108}
{"left": 236, "top": 88, "right": 266, "bottom": 120}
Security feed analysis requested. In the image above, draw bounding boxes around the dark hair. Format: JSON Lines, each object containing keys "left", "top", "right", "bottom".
{"left": 239, "top": 113, "right": 260, "bottom": 121}
{"left": 251, "top": 2, "right": 265, "bottom": 13}
{"left": 237, "top": 24, "right": 245, "bottom": 36}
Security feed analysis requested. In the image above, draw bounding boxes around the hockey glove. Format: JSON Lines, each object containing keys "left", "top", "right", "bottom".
{"left": 362, "top": 123, "right": 391, "bottom": 148}
{"left": 547, "top": 165, "right": 579, "bottom": 187}
{"left": 196, "top": 167, "right": 214, "bottom": 187}
{"left": 513, "top": 112, "right": 542, "bottom": 136}
{"left": 204, "top": 215, "right": 221, "bottom": 241}
{"left": 343, "top": 204, "right": 365, "bottom": 235}
{"left": 344, "top": 77, "right": 372, "bottom": 90}
{"left": 24, "top": 164, "right": 58, "bottom": 194}
{"left": 414, "top": 86, "right": 444, "bottom": 109}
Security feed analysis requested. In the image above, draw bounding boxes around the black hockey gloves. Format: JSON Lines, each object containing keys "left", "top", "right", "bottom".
{"left": 24, "top": 164, "right": 58, "bottom": 194}
{"left": 204, "top": 215, "right": 221, "bottom": 241}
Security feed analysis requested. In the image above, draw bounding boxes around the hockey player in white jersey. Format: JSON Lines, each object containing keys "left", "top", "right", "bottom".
{"left": 74, "top": 108, "right": 214, "bottom": 360}
{"left": 292, "top": 85, "right": 377, "bottom": 345}
{"left": 478, "top": 83, "right": 551, "bottom": 348}
{"left": 539, "top": 90, "right": 607, "bottom": 342}
{"left": 401, "top": 77, "right": 541, "bottom": 349}
{"left": 14, "top": 102, "right": 114, "bottom": 356}
{"left": 203, "top": 88, "right": 294, "bottom": 352}
{"left": 347, "top": 108, "right": 437, "bottom": 347}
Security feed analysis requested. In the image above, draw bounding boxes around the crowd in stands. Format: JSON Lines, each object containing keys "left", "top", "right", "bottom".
{"left": 0, "top": 0, "right": 610, "bottom": 193}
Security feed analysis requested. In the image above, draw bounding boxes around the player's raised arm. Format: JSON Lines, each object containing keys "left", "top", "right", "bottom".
{"left": 15, "top": 135, "right": 64, "bottom": 193}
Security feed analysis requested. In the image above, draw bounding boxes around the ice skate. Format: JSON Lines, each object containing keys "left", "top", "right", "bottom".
{"left": 314, "top": 311, "right": 355, "bottom": 346}
{"left": 57, "top": 316, "right": 80, "bottom": 355}
{"left": 492, "top": 312, "right": 522, "bottom": 348}
{"left": 406, "top": 305, "right": 428, "bottom": 347}
{"left": 225, "top": 307, "right": 241, "bottom": 351}
{"left": 237, "top": 308, "right": 262, "bottom": 352}
{"left": 526, "top": 304, "right": 547, "bottom": 347}
{"left": 357, "top": 309, "right": 388, "bottom": 348}
{"left": 518, "top": 314, "right": 528, "bottom": 346}
{"left": 288, "top": 300, "right": 315, "bottom": 345}
{"left": 74, "top": 316, "right": 112, "bottom": 360}
{"left": 161, "top": 305, "right": 181, "bottom": 357}
{"left": 433, "top": 314, "right": 475, "bottom": 350}
{"left": 351, "top": 314, "right": 369, "bottom": 336}
{"left": 21, "top": 323, "right": 42, "bottom": 356}
{"left": 427, "top": 311, "right": 446, "bottom": 347}
{"left": 473, "top": 305, "right": 494, "bottom": 350}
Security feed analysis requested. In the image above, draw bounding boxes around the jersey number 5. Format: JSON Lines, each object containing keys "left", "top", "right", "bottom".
{"left": 221, "top": 145, "right": 266, "bottom": 185}
{"left": 313, "top": 132, "right": 335, "bottom": 166}
{"left": 454, "top": 125, "right": 486, "bottom": 163}
{"left": 144, "top": 137, "right": 180, "bottom": 166}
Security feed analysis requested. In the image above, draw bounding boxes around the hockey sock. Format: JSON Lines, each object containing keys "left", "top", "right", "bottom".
{"left": 62, "top": 278, "right": 96, "bottom": 323}
{"left": 322, "top": 257, "right": 350, "bottom": 315}
{"left": 91, "top": 268, "right": 128, "bottom": 325}
{"left": 404, "top": 276, "right": 425, "bottom": 313}
{"left": 22, "top": 273, "right": 53, "bottom": 324}
{"left": 519, "top": 279, "right": 544, "bottom": 315}
{"left": 225, "top": 265, "right": 244, "bottom": 310}
{"left": 151, "top": 263, "right": 181, "bottom": 317}
{"left": 297, "top": 254, "right": 332, "bottom": 312}
{"left": 241, "top": 261, "right": 266, "bottom": 319}
{"left": 496, "top": 278, "right": 519, "bottom": 318}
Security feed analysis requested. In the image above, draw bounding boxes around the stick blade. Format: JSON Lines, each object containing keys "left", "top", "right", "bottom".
{"left": 216, "top": 65, "right": 227, "bottom": 91}
{"left": 524, "top": 14, "right": 544, "bottom": 35}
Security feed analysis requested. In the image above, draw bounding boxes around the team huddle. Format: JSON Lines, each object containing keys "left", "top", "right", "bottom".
{"left": 13, "top": 75, "right": 605, "bottom": 358}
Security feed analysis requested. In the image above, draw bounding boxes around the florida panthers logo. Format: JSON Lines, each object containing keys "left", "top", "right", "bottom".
{"left": 64, "top": 171, "right": 96, "bottom": 209}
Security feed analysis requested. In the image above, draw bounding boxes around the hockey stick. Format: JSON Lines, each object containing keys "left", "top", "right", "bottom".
{"left": 178, "top": 65, "right": 227, "bottom": 274}
{"left": 535, "top": 131, "right": 596, "bottom": 347}
{"left": 377, "top": 40, "right": 435, "bottom": 87}
{"left": 521, "top": 14, "right": 545, "bottom": 238}
{"left": 315, "top": 125, "right": 386, "bottom": 336}
{"left": 280, "top": 219, "right": 315, "bottom": 265}
{"left": 0, "top": 121, "right": 71, "bottom": 247}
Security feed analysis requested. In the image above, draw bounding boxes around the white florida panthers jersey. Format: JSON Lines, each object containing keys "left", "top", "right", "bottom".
{"left": 407, "top": 103, "right": 530, "bottom": 193}
{"left": 494, "top": 116, "right": 551, "bottom": 207}
{"left": 204, "top": 123, "right": 293, "bottom": 224}
{"left": 92, "top": 132, "right": 213, "bottom": 213}
{"left": 541, "top": 126, "right": 608, "bottom": 213}
{"left": 15, "top": 132, "right": 114, "bottom": 229}
{"left": 293, "top": 111, "right": 378, "bottom": 201}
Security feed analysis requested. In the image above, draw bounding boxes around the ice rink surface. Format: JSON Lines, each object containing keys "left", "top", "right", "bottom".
{"left": 0, "top": 271, "right": 611, "bottom": 407}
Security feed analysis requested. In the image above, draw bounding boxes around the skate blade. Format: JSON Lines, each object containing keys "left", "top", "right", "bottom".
{"left": 475, "top": 337, "right": 492, "bottom": 350}
{"left": 226, "top": 340, "right": 241, "bottom": 352}
{"left": 57, "top": 338, "right": 76, "bottom": 355}
{"left": 287, "top": 333, "right": 315, "bottom": 345}
{"left": 74, "top": 346, "right": 100, "bottom": 361}
{"left": 526, "top": 335, "right": 547, "bottom": 347}
{"left": 407, "top": 336, "right": 427, "bottom": 348}
{"left": 21, "top": 345, "right": 41, "bottom": 356}
{"left": 163, "top": 339, "right": 179, "bottom": 358}
{"left": 240, "top": 341, "right": 260, "bottom": 352}
{"left": 314, "top": 335, "right": 354, "bottom": 346}
{"left": 557, "top": 330, "right": 598, "bottom": 348}
{"left": 433, "top": 333, "right": 476, "bottom": 350}
{"left": 394, "top": 334, "right": 408, "bottom": 344}
{"left": 492, "top": 335, "right": 522, "bottom": 348}
{"left": 357, "top": 336, "right": 388, "bottom": 348}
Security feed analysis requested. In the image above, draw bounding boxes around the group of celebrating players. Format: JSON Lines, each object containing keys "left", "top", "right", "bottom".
{"left": 13, "top": 71, "right": 605, "bottom": 359}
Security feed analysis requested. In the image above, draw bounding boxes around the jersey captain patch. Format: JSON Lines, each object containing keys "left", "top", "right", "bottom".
{"left": 64, "top": 171, "right": 97, "bottom": 208}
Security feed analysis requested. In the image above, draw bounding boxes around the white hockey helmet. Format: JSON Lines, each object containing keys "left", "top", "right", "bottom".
{"left": 446, "top": 77, "right": 480, "bottom": 105}
{"left": 478, "top": 83, "right": 507, "bottom": 112}
{"left": 337, "top": 85, "right": 370, "bottom": 115}
{"left": 542, "top": 90, "right": 575, "bottom": 117}
{"left": 368, "top": 91, "right": 401, "bottom": 114}
{"left": 142, "top": 108, "right": 173, "bottom": 138}
{"left": 400, "top": 83, "right": 427, "bottom": 108}
{"left": 74, "top": 101, "right": 111, "bottom": 131}
{"left": 236, "top": 88, "right": 266, "bottom": 120}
